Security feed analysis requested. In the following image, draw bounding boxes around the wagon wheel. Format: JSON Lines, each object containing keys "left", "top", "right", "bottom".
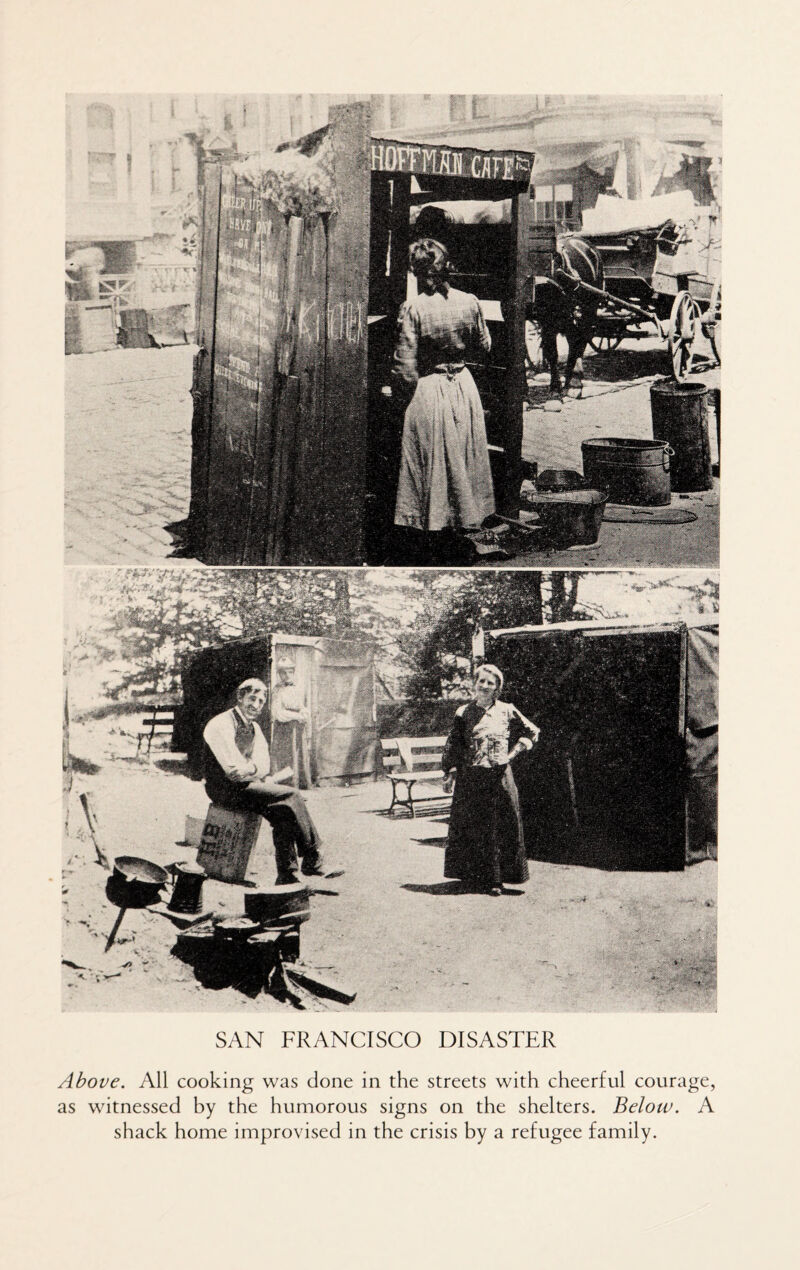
{"left": 525, "top": 319, "right": 544, "bottom": 372}
{"left": 668, "top": 291, "right": 701, "bottom": 381}
{"left": 589, "top": 332, "right": 623, "bottom": 354}
{"left": 704, "top": 278, "right": 721, "bottom": 366}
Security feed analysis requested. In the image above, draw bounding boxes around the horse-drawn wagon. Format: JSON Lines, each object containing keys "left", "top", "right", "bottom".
{"left": 528, "top": 190, "right": 721, "bottom": 391}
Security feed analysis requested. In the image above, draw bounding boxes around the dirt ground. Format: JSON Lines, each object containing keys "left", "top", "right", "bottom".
{"left": 63, "top": 722, "right": 717, "bottom": 1015}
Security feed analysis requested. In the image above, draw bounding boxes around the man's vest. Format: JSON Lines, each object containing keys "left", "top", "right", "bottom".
{"left": 204, "top": 710, "right": 259, "bottom": 799}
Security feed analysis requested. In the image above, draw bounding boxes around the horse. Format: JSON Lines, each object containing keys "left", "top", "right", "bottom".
{"left": 527, "top": 236, "right": 604, "bottom": 398}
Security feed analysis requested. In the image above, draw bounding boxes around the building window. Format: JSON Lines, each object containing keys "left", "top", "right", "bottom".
{"left": 87, "top": 102, "right": 115, "bottom": 153}
{"left": 533, "top": 183, "right": 574, "bottom": 225}
{"left": 170, "top": 97, "right": 180, "bottom": 119}
{"left": 289, "top": 95, "right": 304, "bottom": 137}
{"left": 170, "top": 145, "right": 181, "bottom": 193}
{"left": 242, "top": 97, "right": 258, "bottom": 128}
{"left": 471, "top": 95, "right": 490, "bottom": 118}
{"left": 449, "top": 95, "right": 466, "bottom": 123}
{"left": 223, "top": 98, "right": 235, "bottom": 131}
{"left": 66, "top": 110, "right": 72, "bottom": 197}
{"left": 88, "top": 152, "right": 117, "bottom": 199}
{"left": 150, "top": 99, "right": 159, "bottom": 122}
{"left": 150, "top": 145, "right": 161, "bottom": 194}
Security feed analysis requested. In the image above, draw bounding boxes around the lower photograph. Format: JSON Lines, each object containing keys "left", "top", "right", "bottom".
{"left": 63, "top": 567, "right": 718, "bottom": 1013}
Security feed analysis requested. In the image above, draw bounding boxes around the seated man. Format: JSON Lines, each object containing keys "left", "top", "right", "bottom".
{"left": 202, "top": 678, "right": 341, "bottom": 886}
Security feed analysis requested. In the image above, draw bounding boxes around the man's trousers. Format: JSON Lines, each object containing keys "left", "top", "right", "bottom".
{"left": 205, "top": 777, "right": 323, "bottom": 882}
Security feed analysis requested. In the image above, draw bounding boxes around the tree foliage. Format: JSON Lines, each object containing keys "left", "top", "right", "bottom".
{"left": 67, "top": 568, "right": 718, "bottom": 709}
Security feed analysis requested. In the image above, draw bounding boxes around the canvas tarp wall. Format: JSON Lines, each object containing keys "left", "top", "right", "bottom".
{"left": 479, "top": 619, "right": 718, "bottom": 869}
{"left": 177, "top": 634, "right": 378, "bottom": 786}
{"left": 271, "top": 635, "right": 378, "bottom": 786}
{"left": 684, "top": 625, "right": 718, "bottom": 863}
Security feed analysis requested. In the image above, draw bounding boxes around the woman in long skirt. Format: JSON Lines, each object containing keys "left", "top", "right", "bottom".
{"left": 392, "top": 239, "right": 495, "bottom": 557}
{"left": 442, "top": 664, "right": 540, "bottom": 895}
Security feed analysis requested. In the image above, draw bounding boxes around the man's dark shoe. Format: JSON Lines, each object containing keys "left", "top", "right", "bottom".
{"left": 275, "top": 872, "right": 300, "bottom": 886}
{"left": 301, "top": 861, "right": 345, "bottom": 879}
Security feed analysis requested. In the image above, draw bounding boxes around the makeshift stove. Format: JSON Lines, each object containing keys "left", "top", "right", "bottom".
{"left": 175, "top": 882, "right": 311, "bottom": 1000}
{"left": 99, "top": 839, "right": 355, "bottom": 1006}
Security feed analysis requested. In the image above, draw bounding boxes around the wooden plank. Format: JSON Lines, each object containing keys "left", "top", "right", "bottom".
{"left": 188, "top": 164, "right": 222, "bottom": 554}
{"left": 369, "top": 140, "right": 533, "bottom": 184}
{"left": 205, "top": 171, "right": 265, "bottom": 563}
{"left": 79, "top": 792, "right": 109, "bottom": 870}
{"left": 284, "top": 964, "right": 357, "bottom": 1004}
{"left": 283, "top": 216, "right": 328, "bottom": 563}
{"left": 368, "top": 175, "right": 392, "bottom": 316}
{"left": 259, "top": 215, "right": 303, "bottom": 563}
{"left": 498, "top": 185, "right": 532, "bottom": 517}
{"left": 242, "top": 203, "right": 292, "bottom": 563}
{"left": 320, "top": 102, "right": 372, "bottom": 564}
{"left": 388, "top": 175, "right": 412, "bottom": 314}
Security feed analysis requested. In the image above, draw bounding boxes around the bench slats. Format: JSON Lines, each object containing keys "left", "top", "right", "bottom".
{"left": 381, "top": 735, "right": 453, "bottom": 818}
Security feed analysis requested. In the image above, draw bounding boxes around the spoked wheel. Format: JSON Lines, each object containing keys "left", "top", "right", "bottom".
{"left": 525, "top": 319, "right": 544, "bottom": 372}
{"left": 704, "top": 278, "right": 721, "bottom": 366}
{"left": 669, "top": 291, "right": 701, "bottom": 381}
{"left": 589, "top": 332, "right": 624, "bottom": 354}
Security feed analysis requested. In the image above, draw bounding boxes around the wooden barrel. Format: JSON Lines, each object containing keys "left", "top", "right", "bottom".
{"left": 649, "top": 379, "right": 712, "bottom": 492}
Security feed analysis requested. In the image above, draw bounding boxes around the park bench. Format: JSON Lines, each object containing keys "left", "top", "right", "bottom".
{"left": 380, "top": 736, "right": 452, "bottom": 818}
{"left": 136, "top": 706, "right": 176, "bottom": 756}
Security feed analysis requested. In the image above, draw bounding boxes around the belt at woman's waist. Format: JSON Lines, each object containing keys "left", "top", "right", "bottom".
{"left": 429, "top": 361, "right": 466, "bottom": 378}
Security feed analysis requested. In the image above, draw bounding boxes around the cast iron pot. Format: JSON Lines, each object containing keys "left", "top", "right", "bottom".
{"left": 110, "top": 856, "right": 169, "bottom": 908}
{"left": 526, "top": 489, "right": 609, "bottom": 548}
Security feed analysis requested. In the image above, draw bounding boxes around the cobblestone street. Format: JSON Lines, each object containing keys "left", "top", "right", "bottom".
{"left": 65, "top": 338, "right": 719, "bottom": 568}
{"left": 65, "top": 347, "right": 198, "bottom": 565}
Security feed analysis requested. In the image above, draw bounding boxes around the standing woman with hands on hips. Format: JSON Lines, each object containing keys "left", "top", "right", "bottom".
{"left": 442, "top": 664, "right": 540, "bottom": 895}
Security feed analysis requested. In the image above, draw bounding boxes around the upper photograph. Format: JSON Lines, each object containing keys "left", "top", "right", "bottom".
{"left": 65, "top": 94, "right": 721, "bottom": 568}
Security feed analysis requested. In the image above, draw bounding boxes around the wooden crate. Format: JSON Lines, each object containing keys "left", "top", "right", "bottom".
{"left": 65, "top": 300, "right": 117, "bottom": 354}
{"left": 197, "top": 805, "right": 270, "bottom": 884}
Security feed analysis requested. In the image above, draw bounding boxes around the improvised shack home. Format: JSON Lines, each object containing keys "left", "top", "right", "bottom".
{"left": 188, "top": 102, "right": 535, "bottom": 565}
{"left": 175, "top": 633, "right": 378, "bottom": 787}
{"left": 474, "top": 617, "right": 718, "bottom": 870}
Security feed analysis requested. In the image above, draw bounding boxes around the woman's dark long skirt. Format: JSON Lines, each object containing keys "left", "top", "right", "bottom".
{"left": 443, "top": 766, "right": 529, "bottom": 889}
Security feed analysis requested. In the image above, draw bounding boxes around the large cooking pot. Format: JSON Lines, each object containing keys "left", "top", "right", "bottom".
{"left": 110, "top": 856, "right": 169, "bottom": 907}
{"left": 104, "top": 856, "right": 170, "bottom": 953}
{"left": 526, "top": 489, "right": 608, "bottom": 547}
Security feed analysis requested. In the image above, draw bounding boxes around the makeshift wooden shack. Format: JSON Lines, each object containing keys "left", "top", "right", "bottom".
{"left": 474, "top": 618, "right": 718, "bottom": 870}
{"left": 175, "top": 633, "right": 378, "bottom": 787}
{"left": 187, "top": 102, "right": 535, "bottom": 564}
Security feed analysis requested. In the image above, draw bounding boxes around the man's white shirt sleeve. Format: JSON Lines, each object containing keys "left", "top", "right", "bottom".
{"left": 202, "top": 711, "right": 271, "bottom": 783}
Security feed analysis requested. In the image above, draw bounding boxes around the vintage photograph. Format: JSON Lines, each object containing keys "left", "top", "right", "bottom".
{"left": 65, "top": 94, "right": 721, "bottom": 569}
{"left": 63, "top": 567, "right": 719, "bottom": 1013}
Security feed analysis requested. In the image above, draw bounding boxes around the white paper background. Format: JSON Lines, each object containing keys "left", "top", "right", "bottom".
{"left": 1, "top": 1, "right": 797, "bottom": 1265}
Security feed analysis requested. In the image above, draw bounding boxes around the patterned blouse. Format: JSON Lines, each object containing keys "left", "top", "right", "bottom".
{"left": 443, "top": 700, "right": 540, "bottom": 771}
{"left": 392, "top": 287, "right": 492, "bottom": 394}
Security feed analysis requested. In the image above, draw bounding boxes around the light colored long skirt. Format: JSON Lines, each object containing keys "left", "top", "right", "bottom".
{"left": 394, "top": 369, "right": 495, "bottom": 531}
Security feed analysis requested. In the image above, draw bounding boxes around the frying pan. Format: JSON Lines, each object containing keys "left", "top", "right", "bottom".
{"left": 105, "top": 856, "right": 169, "bottom": 951}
